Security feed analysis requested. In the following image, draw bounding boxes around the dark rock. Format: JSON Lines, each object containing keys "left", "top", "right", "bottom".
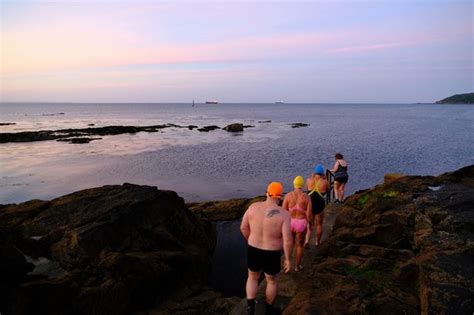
{"left": 188, "top": 196, "right": 265, "bottom": 221}
{"left": 197, "top": 125, "right": 220, "bottom": 132}
{"left": 0, "top": 125, "right": 171, "bottom": 143}
{"left": 0, "top": 184, "right": 216, "bottom": 314}
{"left": 41, "top": 113, "right": 64, "bottom": 116}
{"left": 223, "top": 123, "right": 244, "bottom": 132}
{"left": 258, "top": 120, "right": 272, "bottom": 123}
{"left": 0, "top": 122, "right": 16, "bottom": 126}
{"left": 166, "top": 123, "right": 186, "bottom": 128}
{"left": 56, "top": 137, "right": 102, "bottom": 144}
{"left": 0, "top": 130, "right": 62, "bottom": 143}
{"left": 243, "top": 125, "right": 255, "bottom": 128}
{"left": 288, "top": 122, "right": 310, "bottom": 128}
{"left": 188, "top": 125, "right": 198, "bottom": 130}
{"left": 277, "top": 165, "right": 474, "bottom": 314}
{"left": 87, "top": 124, "right": 95, "bottom": 126}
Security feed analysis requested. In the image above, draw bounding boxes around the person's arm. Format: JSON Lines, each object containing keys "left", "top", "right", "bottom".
{"left": 282, "top": 194, "right": 289, "bottom": 211}
{"left": 306, "top": 195, "right": 313, "bottom": 226}
{"left": 240, "top": 209, "right": 251, "bottom": 240}
{"left": 331, "top": 161, "right": 339, "bottom": 173}
{"left": 281, "top": 215, "right": 293, "bottom": 273}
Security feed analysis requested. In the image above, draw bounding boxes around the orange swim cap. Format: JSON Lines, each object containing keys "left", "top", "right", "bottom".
{"left": 267, "top": 182, "right": 283, "bottom": 198}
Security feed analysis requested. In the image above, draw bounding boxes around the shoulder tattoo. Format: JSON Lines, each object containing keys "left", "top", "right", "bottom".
{"left": 267, "top": 209, "right": 280, "bottom": 217}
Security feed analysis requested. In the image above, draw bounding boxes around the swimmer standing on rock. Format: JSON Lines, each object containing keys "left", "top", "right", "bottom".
{"left": 240, "top": 182, "right": 293, "bottom": 315}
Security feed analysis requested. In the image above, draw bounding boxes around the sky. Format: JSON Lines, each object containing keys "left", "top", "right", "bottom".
{"left": 0, "top": 0, "right": 472, "bottom": 103}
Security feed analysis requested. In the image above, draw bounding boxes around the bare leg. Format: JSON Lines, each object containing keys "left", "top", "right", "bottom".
{"left": 264, "top": 273, "right": 279, "bottom": 305}
{"left": 246, "top": 270, "right": 260, "bottom": 299}
{"left": 304, "top": 222, "right": 311, "bottom": 247}
{"left": 334, "top": 182, "right": 340, "bottom": 201}
{"left": 295, "top": 232, "right": 304, "bottom": 268}
{"left": 340, "top": 183, "right": 346, "bottom": 201}
{"left": 315, "top": 212, "right": 324, "bottom": 245}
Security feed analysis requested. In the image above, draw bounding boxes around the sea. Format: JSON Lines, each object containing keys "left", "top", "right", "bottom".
{"left": 1, "top": 102, "right": 473, "bottom": 205}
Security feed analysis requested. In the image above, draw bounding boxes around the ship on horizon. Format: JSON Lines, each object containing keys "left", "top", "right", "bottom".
{"left": 205, "top": 100, "right": 219, "bottom": 104}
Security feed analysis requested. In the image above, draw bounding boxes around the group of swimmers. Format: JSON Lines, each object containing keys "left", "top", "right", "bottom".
{"left": 283, "top": 152, "right": 349, "bottom": 271}
{"left": 240, "top": 153, "right": 349, "bottom": 314}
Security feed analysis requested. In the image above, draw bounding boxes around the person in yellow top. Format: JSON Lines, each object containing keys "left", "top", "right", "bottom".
{"left": 305, "top": 164, "right": 328, "bottom": 246}
{"left": 282, "top": 176, "right": 312, "bottom": 271}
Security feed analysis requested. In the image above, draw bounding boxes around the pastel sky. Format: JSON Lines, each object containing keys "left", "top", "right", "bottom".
{"left": 0, "top": 0, "right": 472, "bottom": 103}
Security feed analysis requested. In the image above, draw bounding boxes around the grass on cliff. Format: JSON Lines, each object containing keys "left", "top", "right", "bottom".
{"left": 382, "top": 190, "right": 399, "bottom": 198}
{"left": 353, "top": 189, "right": 401, "bottom": 210}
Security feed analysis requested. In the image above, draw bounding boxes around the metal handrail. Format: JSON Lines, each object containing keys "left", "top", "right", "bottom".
{"left": 326, "top": 170, "right": 335, "bottom": 204}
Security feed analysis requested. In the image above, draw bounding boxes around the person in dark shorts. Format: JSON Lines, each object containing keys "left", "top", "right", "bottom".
{"left": 240, "top": 182, "right": 293, "bottom": 315}
{"left": 305, "top": 164, "right": 328, "bottom": 246}
{"left": 331, "top": 153, "right": 349, "bottom": 203}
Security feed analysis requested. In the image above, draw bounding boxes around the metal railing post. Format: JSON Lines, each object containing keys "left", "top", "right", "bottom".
{"left": 326, "top": 170, "right": 335, "bottom": 204}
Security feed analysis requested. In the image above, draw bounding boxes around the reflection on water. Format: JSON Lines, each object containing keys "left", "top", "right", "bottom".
{"left": 210, "top": 219, "right": 247, "bottom": 297}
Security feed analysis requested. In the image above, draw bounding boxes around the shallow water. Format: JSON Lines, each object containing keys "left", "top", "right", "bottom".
{"left": 1, "top": 102, "right": 473, "bottom": 204}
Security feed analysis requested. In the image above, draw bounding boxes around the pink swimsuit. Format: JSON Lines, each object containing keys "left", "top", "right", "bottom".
{"left": 289, "top": 204, "right": 307, "bottom": 233}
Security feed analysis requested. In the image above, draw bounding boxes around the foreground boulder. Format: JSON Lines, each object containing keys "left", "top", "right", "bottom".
{"left": 0, "top": 184, "right": 216, "bottom": 315}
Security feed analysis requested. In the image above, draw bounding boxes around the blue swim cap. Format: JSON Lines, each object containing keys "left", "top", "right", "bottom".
{"left": 314, "top": 164, "right": 324, "bottom": 175}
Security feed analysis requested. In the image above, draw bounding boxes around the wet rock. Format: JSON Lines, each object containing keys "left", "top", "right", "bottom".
{"left": 56, "top": 137, "right": 102, "bottom": 144}
{"left": 87, "top": 123, "right": 95, "bottom": 126}
{"left": 258, "top": 120, "right": 272, "bottom": 123}
{"left": 223, "top": 123, "right": 244, "bottom": 132}
{"left": 288, "top": 122, "right": 309, "bottom": 128}
{"left": 197, "top": 125, "right": 221, "bottom": 132}
{"left": 41, "top": 113, "right": 65, "bottom": 116}
{"left": 0, "top": 122, "right": 16, "bottom": 126}
{"left": 243, "top": 125, "right": 255, "bottom": 128}
{"left": 0, "top": 184, "right": 216, "bottom": 314}
{"left": 188, "top": 196, "right": 265, "bottom": 221}
{"left": 384, "top": 173, "right": 406, "bottom": 184}
{"left": 278, "top": 165, "right": 474, "bottom": 314}
{"left": 0, "top": 125, "right": 169, "bottom": 143}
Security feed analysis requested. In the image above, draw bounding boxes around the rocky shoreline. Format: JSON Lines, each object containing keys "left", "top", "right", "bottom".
{"left": 1, "top": 165, "right": 472, "bottom": 314}
{"left": 0, "top": 121, "right": 309, "bottom": 144}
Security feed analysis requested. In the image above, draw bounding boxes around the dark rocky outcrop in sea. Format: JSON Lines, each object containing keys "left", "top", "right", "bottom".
{"left": 0, "top": 123, "right": 16, "bottom": 126}
{"left": 0, "top": 120, "right": 304, "bottom": 144}
{"left": 0, "top": 184, "right": 216, "bottom": 315}
{"left": 56, "top": 137, "right": 102, "bottom": 144}
{"left": 0, "top": 124, "right": 201, "bottom": 144}
{"left": 223, "top": 123, "right": 244, "bottom": 132}
{"left": 289, "top": 122, "right": 310, "bottom": 128}
{"left": 197, "top": 125, "right": 221, "bottom": 132}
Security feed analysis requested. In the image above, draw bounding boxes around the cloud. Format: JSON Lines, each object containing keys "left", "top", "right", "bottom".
{"left": 325, "top": 42, "right": 406, "bottom": 54}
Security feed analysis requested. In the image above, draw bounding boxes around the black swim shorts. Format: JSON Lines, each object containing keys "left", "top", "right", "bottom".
{"left": 311, "top": 193, "right": 326, "bottom": 215}
{"left": 247, "top": 244, "right": 281, "bottom": 275}
{"left": 335, "top": 175, "right": 349, "bottom": 184}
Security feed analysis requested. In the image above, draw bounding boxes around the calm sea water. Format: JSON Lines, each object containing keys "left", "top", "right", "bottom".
{"left": 1, "top": 102, "right": 473, "bottom": 204}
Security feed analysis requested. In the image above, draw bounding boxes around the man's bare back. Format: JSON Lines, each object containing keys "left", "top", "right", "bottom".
{"left": 241, "top": 199, "right": 291, "bottom": 251}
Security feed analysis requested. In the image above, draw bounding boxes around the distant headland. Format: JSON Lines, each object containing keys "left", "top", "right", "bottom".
{"left": 435, "top": 92, "right": 474, "bottom": 104}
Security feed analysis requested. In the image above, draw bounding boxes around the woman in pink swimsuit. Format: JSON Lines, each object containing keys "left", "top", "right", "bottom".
{"left": 282, "top": 176, "right": 312, "bottom": 271}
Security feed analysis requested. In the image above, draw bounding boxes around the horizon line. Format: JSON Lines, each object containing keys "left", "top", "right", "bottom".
{"left": 0, "top": 101, "right": 438, "bottom": 105}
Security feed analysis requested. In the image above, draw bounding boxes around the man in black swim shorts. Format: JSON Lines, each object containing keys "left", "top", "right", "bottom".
{"left": 240, "top": 182, "right": 293, "bottom": 315}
